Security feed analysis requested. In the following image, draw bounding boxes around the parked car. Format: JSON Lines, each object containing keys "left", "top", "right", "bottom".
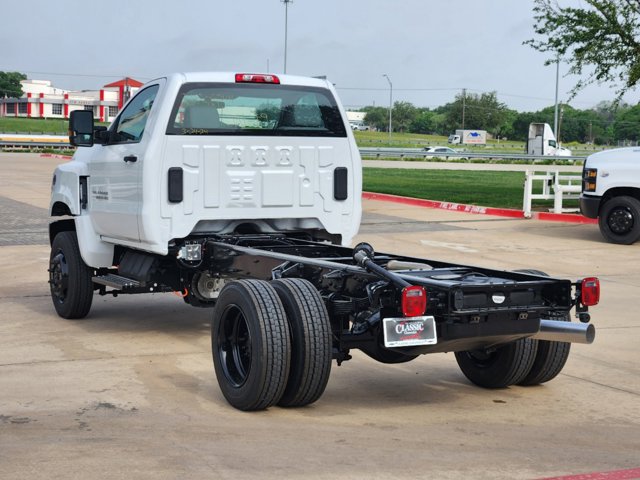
{"left": 422, "top": 146, "right": 469, "bottom": 161}
{"left": 350, "top": 123, "right": 369, "bottom": 131}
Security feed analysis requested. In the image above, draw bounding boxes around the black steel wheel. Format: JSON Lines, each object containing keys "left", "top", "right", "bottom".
{"left": 271, "top": 278, "right": 332, "bottom": 407}
{"left": 211, "top": 280, "right": 291, "bottom": 411}
{"left": 455, "top": 338, "right": 537, "bottom": 389}
{"left": 599, "top": 196, "right": 640, "bottom": 244}
{"left": 49, "top": 231, "right": 93, "bottom": 319}
{"left": 519, "top": 312, "right": 571, "bottom": 386}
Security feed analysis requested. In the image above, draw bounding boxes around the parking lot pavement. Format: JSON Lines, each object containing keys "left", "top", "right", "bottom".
{"left": 0, "top": 153, "right": 638, "bottom": 480}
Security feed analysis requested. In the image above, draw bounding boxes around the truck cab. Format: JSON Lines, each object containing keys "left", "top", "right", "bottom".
{"left": 51, "top": 72, "right": 362, "bottom": 268}
{"left": 527, "top": 122, "right": 560, "bottom": 156}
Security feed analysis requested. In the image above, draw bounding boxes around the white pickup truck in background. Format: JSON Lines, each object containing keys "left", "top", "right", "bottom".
{"left": 581, "top": 147, "right": 640, "bottom": 244}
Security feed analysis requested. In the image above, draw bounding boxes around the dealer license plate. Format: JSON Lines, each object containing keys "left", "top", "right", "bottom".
{"left": 383, "top": 316, "right": 437, "bottom": 348}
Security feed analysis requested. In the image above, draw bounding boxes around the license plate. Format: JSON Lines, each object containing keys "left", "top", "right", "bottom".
{"left": 383, "top": 316, "right": 437, "bottom": 347}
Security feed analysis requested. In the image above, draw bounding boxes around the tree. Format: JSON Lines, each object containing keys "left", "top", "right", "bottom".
{"left": 613, "top": 105, "right": 640, "bottom": 141}
{"left": 443, "top": 91, "right": 510, "bottom": 134}
{"left": 391, "top": 101, "right": 417, "bottom": 132}
{"left": 363, "top": 106, "right": 389, "bottom": 131}
{"left": 0, "top": 71, "right": 26, "bottom": 98}
{"left": 525, "top": 0, "right": 640, "bottom": 102}
{"left": 409, "top": 109, "right": 436, "bottom": 134}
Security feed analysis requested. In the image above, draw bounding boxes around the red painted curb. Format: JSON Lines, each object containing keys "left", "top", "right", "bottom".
{"left": 362, "top": 191, "right": 598, "bottom": 224}
{"left": 536, "top": 211, "right": 598, "bottom": 224}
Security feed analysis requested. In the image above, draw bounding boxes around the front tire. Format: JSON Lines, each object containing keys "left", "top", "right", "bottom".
{"left": 211, "top": 280, "right": 291, "bottom": 411}
{"left": 271, "top": 278, "right": 332, "bottom": 407}
{"left": 599, "top": 195, "right": 640, "bottom": 244}
{"left": 455, "top": 338, "right": 537, "bottom": 389}
{"left": 49, "top": 231, "right": 93, "bottom": 319}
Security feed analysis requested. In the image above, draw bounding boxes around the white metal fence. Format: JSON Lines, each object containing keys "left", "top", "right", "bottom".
{"left": 523, "top": 170, "right": 583, "bottom": 217}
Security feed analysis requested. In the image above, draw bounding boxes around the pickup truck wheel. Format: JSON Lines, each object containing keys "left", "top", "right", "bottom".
{"left": 49, "top": 231, "right": 93, "bottom": 319}
{"left": 271, "top": 278, "right": 332, "bottom": 407}
{"left": 455, "top": 338, "right": 537, "bottom": 389}
{"left": 599, "top": 196, "right": 640, "bottom": 244}
{"left": 519, "top": 313, "right": 571, "bottom": 386}
{"left": 211, "top": 280, "right": 291, "bottom": 411}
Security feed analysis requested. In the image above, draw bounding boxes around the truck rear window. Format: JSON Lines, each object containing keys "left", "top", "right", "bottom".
{"left": 166, "top": 83, "right": 347, "bottom": 137}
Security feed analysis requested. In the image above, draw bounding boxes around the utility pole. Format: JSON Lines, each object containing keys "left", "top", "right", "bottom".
{"left": 554, "top": 57, "right": 560, "bottom": 140}
{"left": 558, "top": 104, "right": 564, "bottom": 145}
{"left": 383, "top": 74, "right": 393, "bottom": 144}
{"left": 462, "top": 88, "right": 467, "bottom": 129}
{"left": 282, "top": 0, "right": 293, "bottom": 73}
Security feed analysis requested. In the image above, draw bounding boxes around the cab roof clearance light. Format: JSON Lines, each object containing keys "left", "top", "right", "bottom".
{"left": 402, "top": 285, "right": 427, "bottom": 317}
{"left": 581, "top": 277, "right": 600, "bottom": 306}
{"left": 235, "top": 73, "right": 280, "bottom": 84}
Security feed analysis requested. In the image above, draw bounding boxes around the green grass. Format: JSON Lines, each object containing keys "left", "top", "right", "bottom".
{"left": 0, "top": 117, "right": 70, "bottom": 134}
{"left": 363, "top": 167, "right": 578, "bottom": 210}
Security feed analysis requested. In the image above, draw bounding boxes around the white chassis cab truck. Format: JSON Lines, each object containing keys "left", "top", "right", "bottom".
{"left": 49, "top": 72, "right": 599, "bottom": 411}
{"left": 580, "top": 147, "right": 640, "bottom": 244}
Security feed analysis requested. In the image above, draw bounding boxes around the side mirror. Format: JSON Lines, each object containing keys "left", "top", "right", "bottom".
{"left": 68, "top": 110, "right": 95, "bottom": 147}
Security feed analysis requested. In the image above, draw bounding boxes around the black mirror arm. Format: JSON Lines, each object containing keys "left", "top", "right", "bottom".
{"left": 94, "top": 126, "right": 109, "bottom": 145}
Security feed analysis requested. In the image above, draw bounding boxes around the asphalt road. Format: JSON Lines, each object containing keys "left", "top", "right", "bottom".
{"left": 0, "top": 153, "right": 638, "bottom": 480}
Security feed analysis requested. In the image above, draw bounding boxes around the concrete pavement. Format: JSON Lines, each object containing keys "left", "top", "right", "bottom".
{"left": 0, "top": 153, "right": 638, "bottom": 480}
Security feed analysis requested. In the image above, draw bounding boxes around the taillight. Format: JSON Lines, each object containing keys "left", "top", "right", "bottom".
{"left": 402, "top": 286, "right": 427, "bottom": 317}
{"left": 581, "top": 277, "right": 600, "bottom": 306}
{"left": 235, "top": 73, "right": 280, "bottom": 84}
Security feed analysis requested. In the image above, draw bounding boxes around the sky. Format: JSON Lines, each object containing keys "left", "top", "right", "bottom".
{"left": 2, "top": 0, "right": 635, "bottom": 112}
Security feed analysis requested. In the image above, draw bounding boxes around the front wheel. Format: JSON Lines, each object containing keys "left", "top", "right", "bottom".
{"left": 49, "top": 231, "right": 94, "bottom": 319}
{"left": 599, "top": 195, "right": 640, "bottom": 244}
{"left": 211, "top": 280, "right": 291, "bottom": 411}
{"left": 455, "top": 338, "right": 537, "bottom": 389}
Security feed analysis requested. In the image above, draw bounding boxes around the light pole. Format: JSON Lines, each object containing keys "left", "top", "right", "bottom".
{"left": 554, "top": 56, "right": 560, "bottom": 140}
{"left": 383, "top": 74, "right": 392, "bottom": 144}
{"left": 282, "top": 0, "right": 293, "bottom": 73}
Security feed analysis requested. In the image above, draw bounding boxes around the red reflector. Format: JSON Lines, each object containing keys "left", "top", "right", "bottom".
{"left": 581, "top": 277, "right": 600, "bottom": 306}
{"left": 235, "top": 73, "right": 280, "bottom": 84}
{"left": 402, "top": 286, "right": 427, "bottom": 317}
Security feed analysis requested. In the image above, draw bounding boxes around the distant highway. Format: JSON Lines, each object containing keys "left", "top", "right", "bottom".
{"left": 0, "top": 134, "right": 589, "bottom": 164}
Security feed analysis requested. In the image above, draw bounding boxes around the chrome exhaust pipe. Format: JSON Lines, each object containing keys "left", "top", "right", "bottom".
{"left": 531, "top": 319, "right": 595, "bottom": 344}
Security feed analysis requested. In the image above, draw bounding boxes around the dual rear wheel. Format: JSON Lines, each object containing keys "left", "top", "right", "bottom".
{"left": 211, "top": 278, "right": 332, "bottom": 411}
{"left": 455, "top": 269, "right": 571, "bottom": 389}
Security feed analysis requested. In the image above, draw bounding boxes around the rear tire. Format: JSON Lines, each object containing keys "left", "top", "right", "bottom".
{"left": 513, "top": 270, "right": 572, "bottom": 386}
{"left": 211, "top": 280, "right": 291, "bottom": 411}
{"left": 598, "top": 195, "right": 640, "bottom": 244}
{"left": 455, "top": 338, "right": 537, "bottom": 388}
{"left": 518, "top": 312, "right": 571, "bottom": 386}
{"left": 271, "top": 278, "right": 332, "bottom": 407}
{"left": 49, "top": 231, "right": 93, "bottom": 319}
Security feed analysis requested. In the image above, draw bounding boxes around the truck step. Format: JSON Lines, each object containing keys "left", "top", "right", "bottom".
{"left": 92, "top": 274, "right": 141, "bottom": 289}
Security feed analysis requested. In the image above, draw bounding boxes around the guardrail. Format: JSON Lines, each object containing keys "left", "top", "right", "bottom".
{"left": 0, "top": 139, "right": 587, "bottom": 163}
{"left": 359, "top": 147, "right": 586, "bottom": 162}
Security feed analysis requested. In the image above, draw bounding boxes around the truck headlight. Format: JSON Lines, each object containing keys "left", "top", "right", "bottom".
{"left": 583, "top": 168, "right": 597, "bottom": 192}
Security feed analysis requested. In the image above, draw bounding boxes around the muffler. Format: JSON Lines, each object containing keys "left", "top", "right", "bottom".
{"left": 531, "top": 319, "right": 595, "bottom": 344}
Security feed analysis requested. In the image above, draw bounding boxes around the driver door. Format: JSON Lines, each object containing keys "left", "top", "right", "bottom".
{"left": 88, "top": 82, "right": 162, "bottom": 242}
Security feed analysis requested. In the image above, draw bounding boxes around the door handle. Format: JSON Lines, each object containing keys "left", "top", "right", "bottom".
{"left": 124, "top": 155, "right": 138, "bottom": 163}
